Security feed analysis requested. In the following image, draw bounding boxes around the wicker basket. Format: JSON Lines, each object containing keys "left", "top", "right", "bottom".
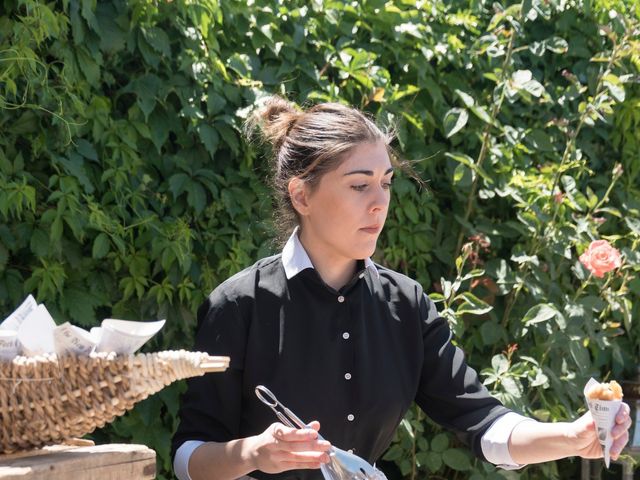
{"left": 0, "top": 350, "right": 229, "bottom": 453}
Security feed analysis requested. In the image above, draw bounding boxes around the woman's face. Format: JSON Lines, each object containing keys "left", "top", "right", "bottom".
{"left": 297, "top": 140, "right": 393, "bottom": 262}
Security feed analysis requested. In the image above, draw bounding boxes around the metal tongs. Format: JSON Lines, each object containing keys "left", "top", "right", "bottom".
{"left": 255, "top": 385, "right": 388, "bottom": 480}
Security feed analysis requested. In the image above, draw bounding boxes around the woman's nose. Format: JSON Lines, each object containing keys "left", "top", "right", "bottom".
{"left": 370, "top": 185, "right": 389, "bottom": 212}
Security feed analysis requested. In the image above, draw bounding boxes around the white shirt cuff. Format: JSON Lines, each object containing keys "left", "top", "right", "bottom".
{"left": 481, "top": 412, "right": 536, "bottom": 470}
{"left": 174, "top": 440, "right": 206, "bottom": 480}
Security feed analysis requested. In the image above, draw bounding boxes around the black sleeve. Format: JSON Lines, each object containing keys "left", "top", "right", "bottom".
{"left": 171, "top": 288, "right": 249, "bottom": 459}
{"left": 414, "top": 293, "right": 510, "bottom": 460}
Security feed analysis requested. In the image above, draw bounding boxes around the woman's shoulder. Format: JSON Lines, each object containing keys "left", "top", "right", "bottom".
{"left": 207, "top": 254, "right": 284, "bottom": 303}
{"left": 196, "top": 254, "right": 283, "bottom": 327}
{"left": 371, "top": 262, "right": 426, "bottom": 301}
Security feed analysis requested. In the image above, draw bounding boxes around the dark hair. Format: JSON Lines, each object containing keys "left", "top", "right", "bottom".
{"left": 245, "top": 96, "right": 396, "bottom": 244}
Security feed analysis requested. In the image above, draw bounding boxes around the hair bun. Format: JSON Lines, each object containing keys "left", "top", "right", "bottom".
{"left": 245, "top": 96, "right": 300, "bottom": 151}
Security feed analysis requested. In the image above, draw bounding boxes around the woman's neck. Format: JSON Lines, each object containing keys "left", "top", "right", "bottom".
{"left": 298, "top": 228, "right": 357, "bottom": 291}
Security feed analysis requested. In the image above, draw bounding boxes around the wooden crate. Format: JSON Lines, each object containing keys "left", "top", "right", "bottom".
{"left": 0, "top": 443, "right": 156, "bottom": 480}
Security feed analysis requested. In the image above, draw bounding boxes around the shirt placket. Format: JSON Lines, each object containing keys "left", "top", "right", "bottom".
{"left": 337, "top": 288, "right": 357, "bottom": 454}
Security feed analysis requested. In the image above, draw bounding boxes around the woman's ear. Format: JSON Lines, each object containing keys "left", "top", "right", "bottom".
{"left": 288, "top": 177, "right": 310, "bottom": 216}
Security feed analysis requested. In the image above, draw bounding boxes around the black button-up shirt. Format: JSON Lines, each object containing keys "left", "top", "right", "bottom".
{"left": 173, "top": 239, "right": 510, "bottom": 480}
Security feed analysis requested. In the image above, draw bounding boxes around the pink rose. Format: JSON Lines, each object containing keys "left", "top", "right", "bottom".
{"left": 579, "top": 240, "right": 622, "bottom": 278}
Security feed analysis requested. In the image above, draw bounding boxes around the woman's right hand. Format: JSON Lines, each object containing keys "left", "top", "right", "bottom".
{"left": 249, "top": 421, "right": 332, "bottom": 473}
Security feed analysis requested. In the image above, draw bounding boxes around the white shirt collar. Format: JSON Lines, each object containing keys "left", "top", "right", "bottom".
{"left": 281, "top": 227, "right": 378, "bottom": 280}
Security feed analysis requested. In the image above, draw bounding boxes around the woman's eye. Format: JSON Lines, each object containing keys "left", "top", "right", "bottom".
{"left": 382, "top": 181, "right": 393, "bottom": 190}
{"left": 351, "top": 184, "right": 368, "bottom": 191}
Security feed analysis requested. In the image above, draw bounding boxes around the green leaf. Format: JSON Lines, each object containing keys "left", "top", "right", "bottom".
{"left": 142, "top": 26, "right": 171, "bottom": 57}
{"left": 453, "top": 163, "right": 470, "bottom": 185}
{"left": 457, "top": 292, "right": 493, "bottom": 315}
{"left": 625, "top": 217, "right": 640, "bottom": 236}
{"left": 30, "top": 229, "right": 49, "bottom": 257}
{"left": 442, "top": 448, "right": 471, "bottom": 471}
{"left": 461, "top": 269, "right": 485, "bottom": 281}
{"left": 169, "top": 173, "right": 190, "bottom": 198}
{"left": 227, "top": 53, "right": 251, "bottom": 76}
{"left": 55, "top": 153, "right": 95, "bottom": 194}
{"left": 529, "top": 40, "right": 546, "bottom": 56}
{"left": 403, "top": 201, "right": 419, "bottom": 223}
{"left": 76, "top": 47, "right": 100, "bottom": 84}
{"left": 92, "top": 233, "right": 110, "bottom": 259}
{"left": 527, "top": 129, "right": 554, "bottom": 151}
{"left": 501, "top": 376, "right": 523, "bottom": 396}
{"left": 187, "top": 182, "right": 207, "bottom": 214}
{"left": 0, "top": 243, "right": 7, "bottom": 272}
{"left": 198, "top": 124, "right": 220, "bottom": 157}
{"left": 216, "top": 123, "right": 239, "bottom": 154}
{"left": 63, "top": 287, "right": 104, "bottom": 326}
{"left": 81, "top": 0, "right": 100, "bottom": 32}
{"left": 522, "top": 79, "right": 546, "bottom": 97}
{"left": 546, "top": 36, "right": 568, "bottom": 53}
{"left": 149, "top": 107, "right": 171, "bottom": 151}
{"left": 207, "top": 89, "right": 227, "bottom": 115}
{"left": 134, "top": 74, "right": 162, "bottom": 119}
{"left": 9, "top": 111, "right": 38, "bottom": 135}
{"left": 76, "top": 139, "right": 98, "bottom": 161}
{"left": 569, "top": 340, "right": 590, "bottom": 373}
{"left": 51, "top": 215, "right": 63, "bottom": 243}
{"left": 491, "top": 354, "right": 509, "bottom": 374}
{"left": 443, "top": 108, "right": 469, "bottom": 138}
{"left": 425, "top": 452, "right": 442, "bottom": 472}
{"left": 431, "top": 433, "right": 449, "bottom": 453}
{"left": 469, "top": 105, "right": 493, "bottom": 125}
{"left": 383, "top": 444, "right": 403, "bottom": 461}
{"left": 480, "top": 320, "right": 504, "bottom": 345}
{"left": 454, "top": 89, "right": 475, "bottom": 108}
{"left": 522, "top": 304, "right": 557, "bottom": 326}
{"left": 95, "top": 3, "right": 127, "bottom": 53}
{"left": 445, "top": 152, "right": 493, "bottom": 184}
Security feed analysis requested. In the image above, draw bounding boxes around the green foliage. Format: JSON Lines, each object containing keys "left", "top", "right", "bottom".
{"left": 1, "top": 0, "right": 639, "bottom": 478}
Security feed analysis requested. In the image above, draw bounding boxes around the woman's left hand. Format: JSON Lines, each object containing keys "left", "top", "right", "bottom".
{"left": 571, "top": 402, "right": 632, "bottom": 460}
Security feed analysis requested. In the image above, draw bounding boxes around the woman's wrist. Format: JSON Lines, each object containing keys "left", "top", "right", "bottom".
{"left": 560, "top": 421, "right": 582, "bottom": 458}
{"left": 238, "top": 435, "right": 260, "bottom": 471}
{"left": 189, "top": 437, "right": 259, "bottom": 480}
{"left": 509, "top": 420, "right": 577, "bottom": 464}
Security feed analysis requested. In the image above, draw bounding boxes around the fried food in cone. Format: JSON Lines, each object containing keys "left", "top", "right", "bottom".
{"left": 586, "top": 380, "right": 623, "bottom": 401}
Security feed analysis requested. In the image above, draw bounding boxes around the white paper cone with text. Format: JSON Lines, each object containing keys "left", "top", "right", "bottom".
{"left": 584, "top": 378, "right": 622, "bottom": 468}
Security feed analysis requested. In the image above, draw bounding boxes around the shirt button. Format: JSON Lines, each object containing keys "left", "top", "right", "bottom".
{"left": 344, "top": 373, "right": 352, "bottom": 380}
{"left": 347, "top": 414, "right": 355, "bottom": 421}
{"left": 338, "top": 295, "right": 345, "bottom": 303}
{"left": 342, "top": 332, "right": 350, "bottom": 340}
{"left": 358, "top": 273, "right": 365, "bottom": 279}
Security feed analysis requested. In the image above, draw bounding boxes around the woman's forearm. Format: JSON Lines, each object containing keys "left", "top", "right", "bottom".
{"left": 189, "top": 437, "right": 257, "bottom": 480}
{"left": 508, "top": 421, "right": 575, "bottom": 464}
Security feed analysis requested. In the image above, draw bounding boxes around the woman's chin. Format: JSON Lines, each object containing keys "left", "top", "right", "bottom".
{"left": 352, "top": 242, "right": 378, "bottom": 260}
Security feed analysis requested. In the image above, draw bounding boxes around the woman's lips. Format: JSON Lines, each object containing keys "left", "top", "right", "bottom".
{"left": 360, "top": 225, "right": 381, "bottom": 234}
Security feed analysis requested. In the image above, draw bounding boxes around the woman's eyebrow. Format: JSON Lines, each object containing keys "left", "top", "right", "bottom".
{"left": 344, "top": 167, "right": 394, "bottom": 177}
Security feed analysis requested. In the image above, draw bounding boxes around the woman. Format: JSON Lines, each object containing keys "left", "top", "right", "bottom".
{"left": 172, "top": 97, "right": 631, "bottom": 480}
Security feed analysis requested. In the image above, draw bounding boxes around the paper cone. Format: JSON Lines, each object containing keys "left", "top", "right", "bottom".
{"left": 53, "top": 322, "right": 97, "bottom": 356}
{"left": 583, "top": 378, "right": 622, "bottom": 468}
{"left": 17, "top": 304, "right": 56, "bottom": 356}
{"left": 0, "top": 330, "right": 19, "bottom": 359}
{"left": 96, "top": 319, "right": 165, "bottom": 354}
